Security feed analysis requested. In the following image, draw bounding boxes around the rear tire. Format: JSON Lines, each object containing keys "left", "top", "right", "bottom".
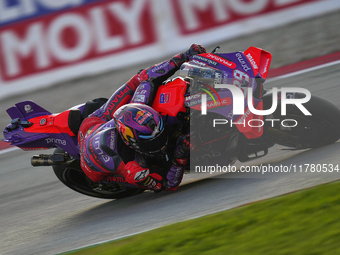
{"left": 52, "top": 149, "right": 144, "bottom": 199}
{"left": 263, "top": 93, "right": 340, "bottom": 149}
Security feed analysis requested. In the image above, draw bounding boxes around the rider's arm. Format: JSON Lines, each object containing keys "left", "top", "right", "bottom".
{"left": 164, "top": 134, "right": 190, "bottom": 191}
{"left": 130, "top": 44, "right": 206, "bottom": 105}
{"left": 89, "top": 44, "right": 205, "bottom": 120}
{"left": 122, "top": 134, "right": 190, "bottom": 192}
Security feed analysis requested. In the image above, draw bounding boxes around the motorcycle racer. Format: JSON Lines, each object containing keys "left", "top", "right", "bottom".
{"left": 78, "top": 44, "right": 206, "bottom": 191}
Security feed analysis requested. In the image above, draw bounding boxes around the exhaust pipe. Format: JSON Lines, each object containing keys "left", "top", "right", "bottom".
{"left": 31, "top": 153, "right": 66, "bottom": 167}
{"left": 31, "top": 155, "right": 57, "bottom": 166}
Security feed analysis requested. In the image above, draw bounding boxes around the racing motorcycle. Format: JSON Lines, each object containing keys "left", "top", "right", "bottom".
{"left": 3, "top": 46, "right": 340, "bottom": 199}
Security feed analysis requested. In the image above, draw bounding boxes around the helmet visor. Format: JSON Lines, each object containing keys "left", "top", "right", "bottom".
{"left": 134, "top": 126, "right": 168, "bottom": 155}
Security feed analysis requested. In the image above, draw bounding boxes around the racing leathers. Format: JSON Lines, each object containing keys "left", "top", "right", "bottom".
{"left": 78, "top": 44, "right": 206, "bottom": 191}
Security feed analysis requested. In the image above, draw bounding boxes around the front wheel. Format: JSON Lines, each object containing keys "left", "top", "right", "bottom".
{"left": 52, "top": 149, "right": 144, "bottom": 199}
{"left": 263, "top": 93, "right": 340, "bottom": 149}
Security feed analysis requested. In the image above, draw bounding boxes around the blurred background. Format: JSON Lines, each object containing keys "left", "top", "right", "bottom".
{"left": 1, "top": 0, "right": 340, "bottom": 124}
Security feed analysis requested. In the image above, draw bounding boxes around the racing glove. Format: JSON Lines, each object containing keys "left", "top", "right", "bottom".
{"left": 171, "top": 44, "right": 206, "bottom": 67}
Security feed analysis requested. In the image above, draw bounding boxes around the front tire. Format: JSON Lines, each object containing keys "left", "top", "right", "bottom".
{"left": 263, "top": 93, "right": 340, "bottom": 149}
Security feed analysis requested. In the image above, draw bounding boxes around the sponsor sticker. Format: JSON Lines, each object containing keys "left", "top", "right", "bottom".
{"left": 159, "top": 93, "right": 171, "bottom": 104}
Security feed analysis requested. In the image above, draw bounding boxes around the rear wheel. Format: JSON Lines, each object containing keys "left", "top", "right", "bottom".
{"left": 263, "top": 93, "right": 340, "bottom": 149}
{"left": 52, "top": 149, "right": 144, "bottom": 199}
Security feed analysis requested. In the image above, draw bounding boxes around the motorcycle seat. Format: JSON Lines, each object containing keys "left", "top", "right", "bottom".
{"left": 68, "top": 109, "right": 82, "bottom": 136}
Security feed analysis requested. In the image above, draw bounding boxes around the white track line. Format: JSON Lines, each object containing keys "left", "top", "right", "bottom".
{"left": 0, "top": 146, "right": 19, "bottom": 155}
{"left": 267, "top": 59, "right": 340, "bottom": 83}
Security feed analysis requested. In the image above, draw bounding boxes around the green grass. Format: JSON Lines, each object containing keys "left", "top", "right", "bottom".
{"left": 66, "top": 181, "right": 340, "bottom": 255}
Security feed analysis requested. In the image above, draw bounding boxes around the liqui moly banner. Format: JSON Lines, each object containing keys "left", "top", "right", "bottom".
{"left": 0, "top": 0, "right": 339, "bottom": 99}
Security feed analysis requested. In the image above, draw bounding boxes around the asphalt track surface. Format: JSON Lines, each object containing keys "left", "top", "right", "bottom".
{"left": 2, "top": 10, "right": 340, "bottom": 254}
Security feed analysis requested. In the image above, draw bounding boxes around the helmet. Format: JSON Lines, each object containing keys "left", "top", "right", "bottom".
{"left": 113, "top": 103, "right": 167, "bottom": 156}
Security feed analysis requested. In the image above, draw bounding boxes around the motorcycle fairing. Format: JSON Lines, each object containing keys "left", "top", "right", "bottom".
{"left": 185, "top": 47, "right": 272, "bottom": 139}
{"left": 243, "top": 46, "right": 272, "bottom": 79}
{"left": 6, "top": 101, "right": 51, "bottom": 120}
{"left": 3, "top": 101, "right": 80, "bottom": 157}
